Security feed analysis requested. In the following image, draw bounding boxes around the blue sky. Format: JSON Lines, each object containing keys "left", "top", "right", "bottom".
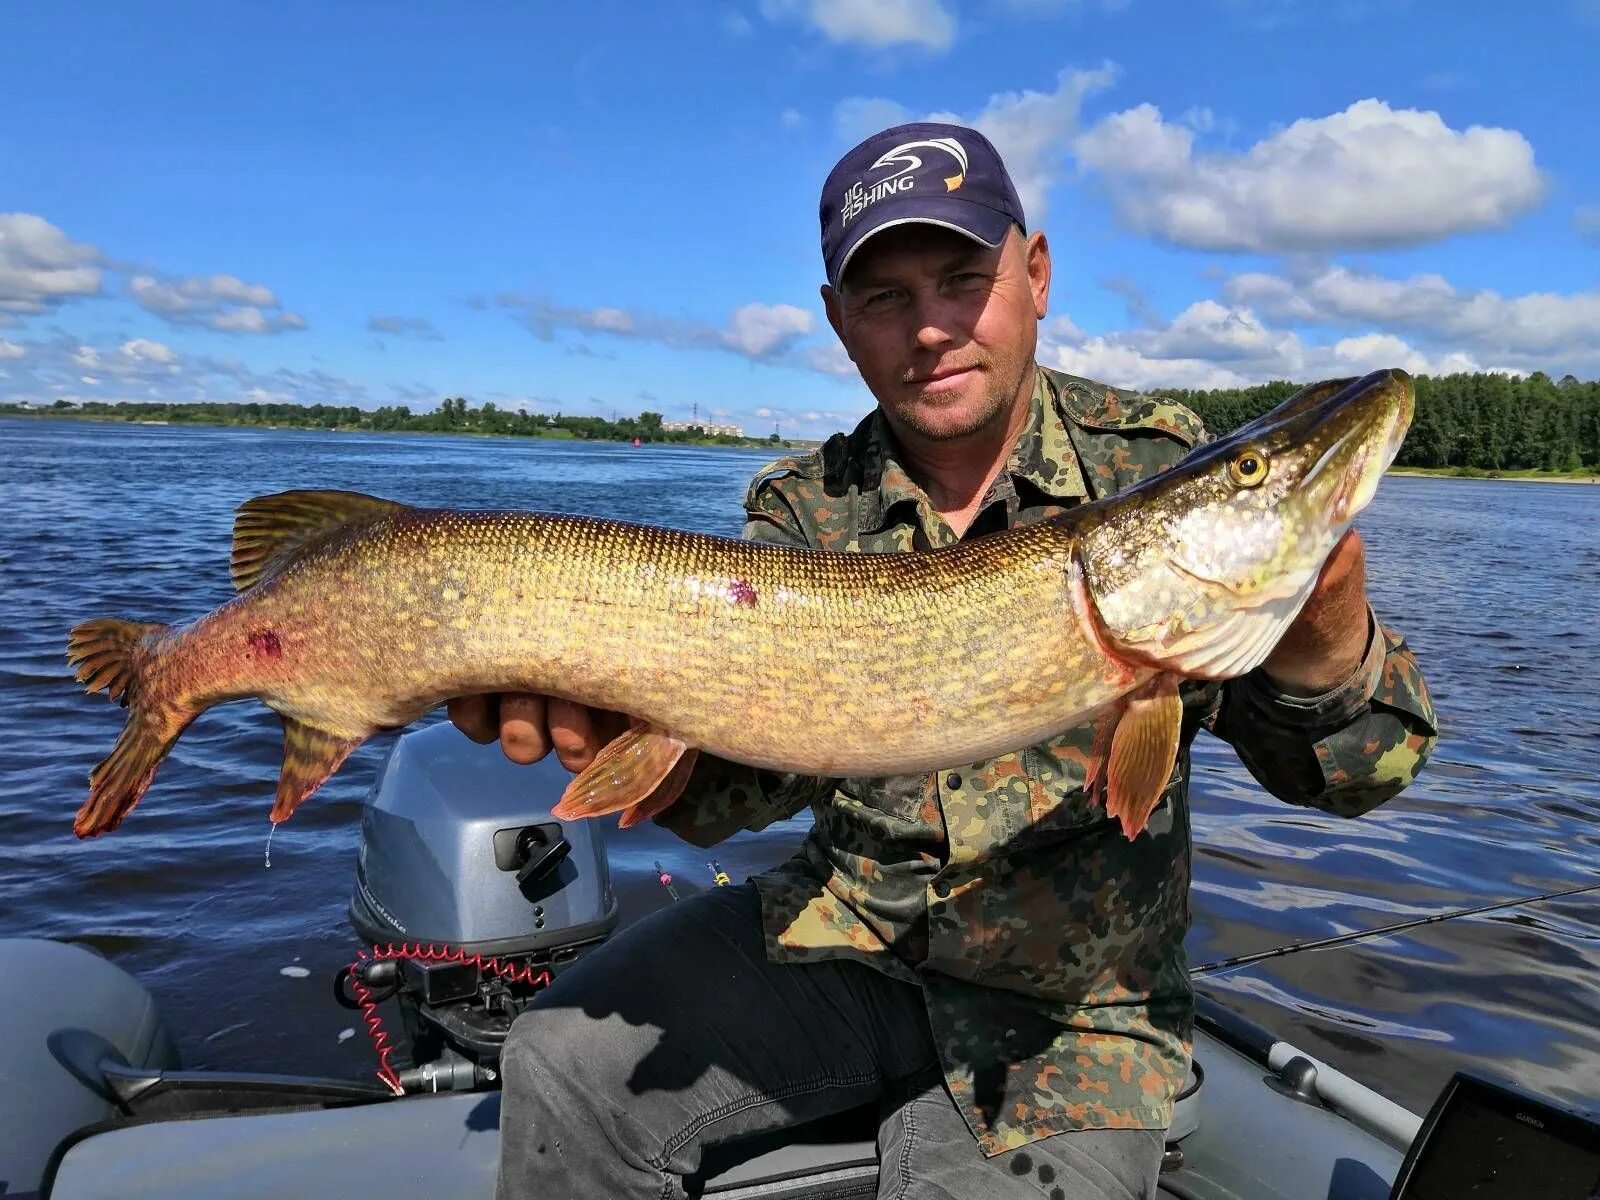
{"left": 3, "top": 1, "right": 1597, "bottom": 439}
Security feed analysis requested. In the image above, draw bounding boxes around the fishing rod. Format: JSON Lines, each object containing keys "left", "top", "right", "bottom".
{"left": 1189, "top": 880, "right": 1600, "bottom": 978}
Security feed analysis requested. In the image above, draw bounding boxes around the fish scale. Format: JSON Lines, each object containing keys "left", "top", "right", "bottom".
{"left": 64, "top": 369, "right": 1413, "bottom": 841}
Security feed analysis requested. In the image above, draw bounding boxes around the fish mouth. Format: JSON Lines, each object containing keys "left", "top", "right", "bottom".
{"left": 1321, "top": 386, "right": 1410, "bottom": 524}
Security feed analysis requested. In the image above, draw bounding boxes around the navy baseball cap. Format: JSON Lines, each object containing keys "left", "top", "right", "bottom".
{"left": 820, "top": 121, "right": 1026, "bottom": 288}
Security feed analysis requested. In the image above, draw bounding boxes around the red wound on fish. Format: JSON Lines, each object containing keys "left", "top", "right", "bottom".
{"left": 728, "top": 579, "right": 758, "bottom": 607}
{"left": 248, "top": 629, "right": 283, "bottom": 659}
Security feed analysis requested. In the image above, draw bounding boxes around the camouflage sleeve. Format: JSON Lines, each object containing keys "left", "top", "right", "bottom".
{"left": 651, "top": 473, "right": 834, "bottom": 848}
{"left": 1204, "top": 607, "right": 1439, "bottom": 817}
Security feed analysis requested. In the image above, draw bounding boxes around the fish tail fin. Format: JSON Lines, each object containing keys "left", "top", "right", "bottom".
{"left": 67, "top": 618, "right": 190, "bottom": 838}
{"left": 67, "top": 618, "right": 165, "bottom": 705}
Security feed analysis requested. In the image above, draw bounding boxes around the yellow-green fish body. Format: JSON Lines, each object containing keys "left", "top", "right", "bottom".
{"left": 67, "top": 369, "right": 1414, "bottom": 840}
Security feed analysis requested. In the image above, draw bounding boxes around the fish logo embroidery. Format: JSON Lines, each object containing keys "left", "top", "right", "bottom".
{"left": 870, "top": 136, "right": 969, "bottom": 192}
{"left": 841, "top": 137, "right": 970, "bottom": 227}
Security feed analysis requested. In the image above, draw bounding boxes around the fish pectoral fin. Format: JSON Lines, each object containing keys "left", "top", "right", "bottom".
{"left": 1104, "top": 675, "right": 1183, "bottom": 840}
{"left": 273, "top": 717, "right": 363, "bottom": 824}
{"left": 551, "top": 726, "right": 695, "bottom": 825}
{"left": 231, "top": 490, "right": 406, "bottom": 592}
{"left": 618, "top": 747, "right": 699, "bottom": 829}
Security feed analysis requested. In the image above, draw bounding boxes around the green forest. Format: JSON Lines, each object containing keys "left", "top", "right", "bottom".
{"left": 0, "top": 396, "right": 785, "bottom": 449}
{"left": 1171, "top": 371, "right": 1600, "bottom": 475}
{"left": 5, "top": 371, "right": 1598, "bottom": 474}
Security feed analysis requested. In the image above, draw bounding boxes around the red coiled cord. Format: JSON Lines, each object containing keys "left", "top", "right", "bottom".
{"left": 349, "top": 942, "right": 553, "bottom": 1096}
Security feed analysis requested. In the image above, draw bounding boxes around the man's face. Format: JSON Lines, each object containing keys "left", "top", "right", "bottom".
{"left": 823, "top": 224, "right": 1051, "bottom": 445}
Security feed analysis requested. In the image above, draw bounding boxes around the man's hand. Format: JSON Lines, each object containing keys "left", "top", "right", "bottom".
{"left": 447, "top": 693, "right": 630, "bottom": 773}
{"left": 1260, "top": 528, "right": 1371, "bottom": 695}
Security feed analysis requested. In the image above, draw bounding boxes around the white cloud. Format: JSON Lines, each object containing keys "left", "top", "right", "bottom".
{"left": 1138, "top": 300, "right": 1303, "bottom": 366}
{"left": 0, "top": 338, "right": 25, "bottom": 359}
{"left": 761, "top": 0, "right": 956, "bottom": 51}
{"left": 722, "top": 303, "right": 815, "bottom": 357}
{"left": 1075, "top": 98, "right": 1545, "bottom": 252}
{"left": 130, "top": 272, "right": 308, "bottom": 334}
{"left": 1049, "top": 338, "right": 1252, "bottom": 390}
{"left": 0, "top": 334, "right": 365, "bottom": 409}
{"left": 1224, "top": 265, "right": 1600, "bottom": 365}
{"left": 837, "top": 65, "right": 1117, "bottom": 222}
{"left": 927, "top": 65, "right": 1117, "bottom": 221}
{"left": 0, "top": 213, "right": 104, "bottom": 313}
{"left": 499, "top": 294, "right": 826, "bottom": 367}
{"left": 121, "top": 338, "right": 177, "bottom": 365}
{"left": 1042, "top": 314, "right": 1087, "bottom": 346}
{"left": 1046, "top": 326, "right": 1501, "bottom": 393}
{"left": 805, "top": 339, "right": 857, "bottom": 376}
{"left": 1038, "top": 289, "right": 1520, "bottom": 393}
{"left": 368, "top": 314, "right": 443, "bottom": 341}
{"left": 1576, "top": 205, "right": 1600, "bottom": 242}
{"left": 1325, "top": 332, "right": 1486, "bottom": 378}
{"left": 780, "top": 107, "right": 806, "bottom": 131}
{"left": 834, "top": 97, "right": 914, "bottom": 144}
{"left": 70, "top": 338, "right": 181, "bottom": 377}
{"left": 590, "top": 307, "right": 634, "bottom": 333}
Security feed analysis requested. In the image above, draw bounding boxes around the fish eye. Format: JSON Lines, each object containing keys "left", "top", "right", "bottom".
{"left": 1228, "top": 450, "right": 1270, "bottom": 488}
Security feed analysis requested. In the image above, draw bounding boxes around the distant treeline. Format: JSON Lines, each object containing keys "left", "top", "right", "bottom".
{"left": 6, "top": 371, "right": 1598, "bottom": 472}
{"left": 1166, "top": 371, "right": 1600, "bottom": 473}
{"left": 2, "top": 396, "right": 785, "bottom": 448}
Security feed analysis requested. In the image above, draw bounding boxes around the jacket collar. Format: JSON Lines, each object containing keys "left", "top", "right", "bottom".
{"left": 856, "top": 368, "right": 1088, "bottom": 534}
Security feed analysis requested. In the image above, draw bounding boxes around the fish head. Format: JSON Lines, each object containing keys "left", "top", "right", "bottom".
{"left": 1077, "top": 368, "right": 1414, "bottom": 680}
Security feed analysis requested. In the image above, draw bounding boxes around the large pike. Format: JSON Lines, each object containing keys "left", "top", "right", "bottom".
{"left": 67, "top": 370, "right": 1413, "bottom": 840}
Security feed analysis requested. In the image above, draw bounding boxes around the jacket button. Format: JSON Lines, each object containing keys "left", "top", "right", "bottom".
{"left": 932, "top": 881, "right": 951, "bottom": 899}
{"left": 945, "top": 772, "right": 962, "bottom": 790}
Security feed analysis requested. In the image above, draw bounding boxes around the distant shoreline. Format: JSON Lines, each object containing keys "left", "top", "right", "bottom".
{"left": 0, "top": 410, "right": 808, "bottom": 453}
{"left": 1387, "top": 467, "right": 1598, "bottom": 485}
{"left": 4, "top": 412, "right": 1591, "bottom": 479}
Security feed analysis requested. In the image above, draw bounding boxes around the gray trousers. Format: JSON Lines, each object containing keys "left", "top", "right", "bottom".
{"left": 495, "top": 882, "right": 1163, "bottom": 1200}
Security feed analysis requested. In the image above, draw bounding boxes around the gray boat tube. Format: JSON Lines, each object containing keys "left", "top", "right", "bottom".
{"left": 1195, "top": 993, "right": 1422, "bottom": 1151}
{"left": 0, "top": 937, "right": 181, "bottom": 1197}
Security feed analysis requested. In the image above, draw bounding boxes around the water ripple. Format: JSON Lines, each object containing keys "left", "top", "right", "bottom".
{"left": 2, "top": 418, "right": 1597, "bottom": 1112}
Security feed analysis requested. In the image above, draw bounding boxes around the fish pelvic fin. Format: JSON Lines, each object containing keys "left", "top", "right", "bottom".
{"left": 273, "top": 717, "right": 364, "bottom": 825}
{"left": 1104, "top": 674, "right": 1183, "bottom": 840}
{"left": 68, "top": 618, "right": 192, "bottom": 837}
{"left": 551, "top": 725, "right": 697, "bottom": 827}
{"left": 231, "top": 490, "right": 406, "bottom": 592}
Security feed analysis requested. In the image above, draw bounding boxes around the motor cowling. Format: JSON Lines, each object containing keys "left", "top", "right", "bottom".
{"left": 346, "top": 720, "right": 618, "bottom": 1073}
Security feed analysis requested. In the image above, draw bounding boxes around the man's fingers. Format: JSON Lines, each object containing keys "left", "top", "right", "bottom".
{"left": 499, "top": 693, "right": 551, "bottom": 765}
{"left": 447, "top": 694, "right": 500, "bottom": 745}
{"left": 548, "top": 699, "right": 603, "bottom": 773}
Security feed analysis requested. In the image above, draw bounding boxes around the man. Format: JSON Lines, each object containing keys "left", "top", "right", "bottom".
{"left": 456, "top": 122, "right": 1438, "bottom": 1199}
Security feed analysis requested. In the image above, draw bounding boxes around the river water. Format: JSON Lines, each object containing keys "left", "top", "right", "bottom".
{"left": 1, "top": 416, "right": 1595, "bottom": 1118}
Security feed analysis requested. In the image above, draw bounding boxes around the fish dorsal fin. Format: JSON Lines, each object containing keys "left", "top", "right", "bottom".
{"left": 231, "top": 490, "right": 405, "bottom": 592}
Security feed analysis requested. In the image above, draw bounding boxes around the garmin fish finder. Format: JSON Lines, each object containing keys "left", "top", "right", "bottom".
{"left": 1388, "top": 1069, "right": 1600, "bottom": 1199}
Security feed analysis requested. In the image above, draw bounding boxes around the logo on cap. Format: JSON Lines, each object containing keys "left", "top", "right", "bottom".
{"left": 841, "top": 136, "right": 969, "bottom": 229}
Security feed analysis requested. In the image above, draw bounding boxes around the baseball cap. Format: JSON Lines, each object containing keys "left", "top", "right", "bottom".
{"left": 819, "top": 121, "right": 1026, "bottom": 288}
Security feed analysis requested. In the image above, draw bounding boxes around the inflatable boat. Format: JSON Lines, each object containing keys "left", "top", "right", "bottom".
{"left": 7, "top": 723, "right": 1597, "bottom": 1199}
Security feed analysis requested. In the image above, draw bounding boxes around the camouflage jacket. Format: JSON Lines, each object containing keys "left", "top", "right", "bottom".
{"left": 656, "top": 366, "right": 1439, "bottom": 1155}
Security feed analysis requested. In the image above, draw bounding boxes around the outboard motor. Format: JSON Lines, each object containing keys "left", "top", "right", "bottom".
{"left": 343, "top": 720, "right": 619, "bottom": 1091}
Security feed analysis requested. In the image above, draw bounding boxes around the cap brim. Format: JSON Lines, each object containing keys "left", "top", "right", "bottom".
{"left": 832, "top": 195, "right": 1016, "bottom": 287}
